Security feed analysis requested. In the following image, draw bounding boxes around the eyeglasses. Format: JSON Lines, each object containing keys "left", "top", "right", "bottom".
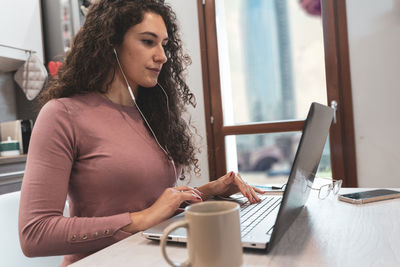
{"left": 309, "top": 179, "right": 342, "bottom": 199}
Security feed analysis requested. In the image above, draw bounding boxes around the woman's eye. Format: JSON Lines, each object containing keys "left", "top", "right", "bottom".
{"left": 142, "top": 39, "right": 154, "bottom": 46}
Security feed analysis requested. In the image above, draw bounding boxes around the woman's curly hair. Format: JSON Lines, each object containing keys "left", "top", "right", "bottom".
{"left": 39, "top": 0, "right": 200, "bottom": 177}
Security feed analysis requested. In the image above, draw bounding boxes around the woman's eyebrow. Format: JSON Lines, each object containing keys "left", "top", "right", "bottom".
{"left": 139, "top": 31, "right": 169, "bottom": 41}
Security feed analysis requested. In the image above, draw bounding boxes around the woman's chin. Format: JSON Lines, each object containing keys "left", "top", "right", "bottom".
{"left": 140, "top": 81, "right": 158, "bottom": 88}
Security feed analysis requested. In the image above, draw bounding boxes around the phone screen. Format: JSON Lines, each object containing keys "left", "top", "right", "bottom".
{"left": 340, "top": 189, "right": 400, "bottom": 200}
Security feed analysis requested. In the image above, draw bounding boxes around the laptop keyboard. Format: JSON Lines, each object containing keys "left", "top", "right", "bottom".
{"left": 239, "top": 194, "right": 282, "bottom": 237}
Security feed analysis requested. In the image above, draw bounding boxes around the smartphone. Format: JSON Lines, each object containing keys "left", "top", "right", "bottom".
{"left": 338, "top": 189, "right": 400, "bottom": 204}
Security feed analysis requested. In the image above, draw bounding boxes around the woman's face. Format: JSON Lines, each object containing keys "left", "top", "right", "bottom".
{"left": 116, "top": 12, "right": 168, "bottom": 89}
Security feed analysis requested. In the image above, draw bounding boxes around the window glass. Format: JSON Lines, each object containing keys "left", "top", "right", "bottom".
{"left": 225, "top": 132, "right": 331, "bottom": 186}
{"left": 216, "top": 0, "right": 327, "bottom": 125}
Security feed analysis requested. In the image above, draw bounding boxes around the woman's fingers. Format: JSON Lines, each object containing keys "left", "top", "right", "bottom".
{"left": 174, "top": 185, "right": 191, "bottom": 191}
{"left": 193, "top": 188, "right": 203, "bottom": 198}
{"left": 174, "top": 186, "right": 203, "bottom": 202}
{"left": 252, "top": 186, "right": 265, "bottom": 194}
{"left": 181, "top": 191, "right": 203, "bottom": 203}
{"left": 244, "top": 185, "right": 258, "bottom": 203}
{"left": 222, "top": 171, "right": 235, "bottom": 185}
{"left": 233, "top": 173, "right": 261, "bottom": 203}
{"left": 249, "top": 186, "right": 261, "bottom": 202}
{"left": 235, "top": 180, "right": 253, "bottom": 203}
{"left": 174, "top": 186, "right": 202, "bottom": 196}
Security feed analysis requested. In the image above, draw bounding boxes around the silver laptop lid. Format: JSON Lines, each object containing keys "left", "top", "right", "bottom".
{"left": 267, "top": 102, "right": 334, "bottom": 250}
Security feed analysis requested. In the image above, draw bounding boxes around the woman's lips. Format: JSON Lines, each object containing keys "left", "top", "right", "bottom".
{"left": 148, "top": 67, "right": 161, "bottom": 74}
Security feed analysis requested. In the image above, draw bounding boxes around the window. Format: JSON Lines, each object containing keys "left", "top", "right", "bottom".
{"left": 198, "top": 0, "right": 358, "bottom": 186}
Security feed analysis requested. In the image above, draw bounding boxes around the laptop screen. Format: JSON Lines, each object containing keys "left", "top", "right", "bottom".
{"left": 268, "top": 102, "right": 334, "bottom": 250}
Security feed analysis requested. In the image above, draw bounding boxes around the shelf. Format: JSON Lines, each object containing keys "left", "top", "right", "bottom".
{"left": 0, "top": 46, "right": 27, "bottom": 72}
{"left": 0, "top": 154, "right": 27, "bottom": 165}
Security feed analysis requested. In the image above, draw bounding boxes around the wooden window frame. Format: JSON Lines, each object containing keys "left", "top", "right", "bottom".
{"left": 321, "top": 0, "right": 358, "bottom": 187}
{"left": 197, "top": 0, "right": 358, "bottom": 186}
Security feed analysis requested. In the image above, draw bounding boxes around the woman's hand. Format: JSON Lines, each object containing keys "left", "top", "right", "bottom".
{"left": 147, "top": 186, "right": 203, "bottom": 222}
{"left": 123, "top": 186, "right": 202, "bottom": 234}
{"left": 199, "top": 172, "right": 265, "bottom": 204}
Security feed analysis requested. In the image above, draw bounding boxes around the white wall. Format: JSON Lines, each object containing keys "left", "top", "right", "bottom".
{"left": 346, "top": 0, "right": 400, "bottom": 187}
{"left": 166, "top": 0, "right": 210, "bottom": 186}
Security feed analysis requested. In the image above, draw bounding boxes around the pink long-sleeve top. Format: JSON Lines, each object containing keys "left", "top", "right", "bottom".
{"left": 18, "top": 92, "right": 178, "bottom": 266}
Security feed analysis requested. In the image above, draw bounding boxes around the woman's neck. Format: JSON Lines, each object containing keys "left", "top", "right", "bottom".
{"left": 103, "top": 71, "right": 138, "bottom": 106}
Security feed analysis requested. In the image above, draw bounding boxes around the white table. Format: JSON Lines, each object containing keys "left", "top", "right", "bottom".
{"left": 70, "top": 188, "right": 400, "bottom": 267}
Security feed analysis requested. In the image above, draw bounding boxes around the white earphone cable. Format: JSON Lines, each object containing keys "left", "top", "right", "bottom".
{"left": 113, "top": 49, "right": 178, "bottom": 183}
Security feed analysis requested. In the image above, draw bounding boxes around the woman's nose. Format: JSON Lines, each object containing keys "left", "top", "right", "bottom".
{"left": 154, "top": 45, "right": 167, "bottom": 64}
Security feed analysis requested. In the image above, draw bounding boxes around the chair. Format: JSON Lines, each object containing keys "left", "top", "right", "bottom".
{"left": 0, "top": 191, "right": 65, "bottom": 267}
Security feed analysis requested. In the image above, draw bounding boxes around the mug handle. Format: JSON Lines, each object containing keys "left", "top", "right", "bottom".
{"left": 160, "top": 220, "right": 190, "bottom": 267}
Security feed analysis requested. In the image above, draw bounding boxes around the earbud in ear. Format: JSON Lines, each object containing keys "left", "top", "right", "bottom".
{"left": 113, "top": 48, "right": 118, "bottom": 56}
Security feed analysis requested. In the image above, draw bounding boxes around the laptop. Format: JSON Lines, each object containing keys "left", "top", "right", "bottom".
{"left": 142, "top": 102, "right": 334, "bottom": 251}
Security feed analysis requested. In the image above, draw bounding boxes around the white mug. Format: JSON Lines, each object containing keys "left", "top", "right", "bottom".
{"left": 160, "top": 201, "right": 243, "bottom": 267}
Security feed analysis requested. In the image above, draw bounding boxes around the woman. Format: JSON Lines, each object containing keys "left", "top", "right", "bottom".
{"left": 18, "top": 1, "right": 264, "bottom": 266}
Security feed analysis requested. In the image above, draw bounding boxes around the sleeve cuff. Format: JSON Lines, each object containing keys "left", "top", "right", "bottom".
{"left": 112, "top": 212, "right": 133, "bottom": 241}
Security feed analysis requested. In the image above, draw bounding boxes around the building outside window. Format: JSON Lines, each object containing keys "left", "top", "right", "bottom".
{"left": 215, "top": 0, "right": 329, "bottom": 185}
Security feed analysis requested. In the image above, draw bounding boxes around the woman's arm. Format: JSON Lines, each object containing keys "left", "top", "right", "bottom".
{"left": 122, "top": 186, "right": 203, "bottom": 233}
{"left": 18, "top": 100, "right": 136, "bottom": 257}
{"left": 19, "top": 100, "right": 203, "bottom": 257}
